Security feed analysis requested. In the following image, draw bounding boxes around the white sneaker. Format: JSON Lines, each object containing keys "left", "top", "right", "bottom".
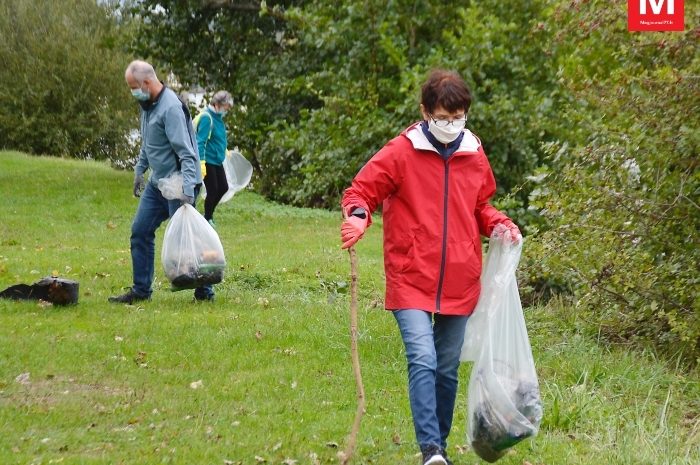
{"left": 421, "top": 445, "right": 447, "bottom": 465}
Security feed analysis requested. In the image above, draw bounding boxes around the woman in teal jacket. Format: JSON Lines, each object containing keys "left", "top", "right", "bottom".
{"left": 196, "top": 90, "right": 233, "bottom": 227}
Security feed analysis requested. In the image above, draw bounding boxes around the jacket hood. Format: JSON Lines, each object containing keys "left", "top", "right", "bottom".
{"left": 402, "top": 121, "right": 482, "bottom": 155}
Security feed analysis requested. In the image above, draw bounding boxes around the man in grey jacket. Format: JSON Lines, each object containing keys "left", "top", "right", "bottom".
{"left": 109, "top": 60, "right": 214, "bottom": 303}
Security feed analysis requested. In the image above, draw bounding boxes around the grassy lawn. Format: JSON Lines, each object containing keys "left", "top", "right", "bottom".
{"left": 0, "top": 151, "right": 698, "bottom": 465}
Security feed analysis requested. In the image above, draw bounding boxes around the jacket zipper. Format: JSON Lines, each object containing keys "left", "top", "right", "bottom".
{"left": 435, "top": 158, "right": 450, "bottom": 312}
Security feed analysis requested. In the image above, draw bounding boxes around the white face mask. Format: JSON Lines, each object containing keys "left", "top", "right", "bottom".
{"left": 428, "top": 118, "right": 465, "bottom": 144}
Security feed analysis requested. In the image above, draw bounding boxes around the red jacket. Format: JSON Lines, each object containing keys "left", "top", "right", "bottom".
{"left": 342, "top": 122, "right": 511, "bottom": 316}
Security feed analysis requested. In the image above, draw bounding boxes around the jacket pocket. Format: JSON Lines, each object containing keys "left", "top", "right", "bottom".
{"left": 441, "top": 237, "right": 481, "bottom": 300}
{"left": 400, "top": 225, "right": 441, "bottom": 287}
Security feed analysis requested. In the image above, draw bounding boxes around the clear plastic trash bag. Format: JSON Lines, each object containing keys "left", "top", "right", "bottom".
{"left": 201, "top": 149, "right": 253, "bottom": 204}
{"left": 161, "top": 204, "right": 226, "bottom": 291}
{"left": 460, "top": 232, "right": 543, "bottom": 462}
{"left": 157, "top": 171, "right": 185, "bottom": 201}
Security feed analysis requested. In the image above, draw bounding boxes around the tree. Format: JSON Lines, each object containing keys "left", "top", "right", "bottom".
{"left": 527, "top": 0, "right": 699, "bottom": 364}
{"left": 0, "top": 0, "right": 137, "bottom": 161}
{"left": 129, "top": 0, "right": 562, "bottom": 217}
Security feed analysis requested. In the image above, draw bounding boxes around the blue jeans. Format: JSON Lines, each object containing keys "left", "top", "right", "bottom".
{"left": 130, "top": 182, "right": 213, "bottom": 300}
{"left": 393, "top": 309, "right": 469, "bottom": 450}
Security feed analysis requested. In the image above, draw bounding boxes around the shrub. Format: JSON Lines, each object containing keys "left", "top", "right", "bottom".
{"left": 528, "top": 1, "right": 699, "bottom": 365}
{"left": 0, "top": 0, "right": 137, "bottom": 161}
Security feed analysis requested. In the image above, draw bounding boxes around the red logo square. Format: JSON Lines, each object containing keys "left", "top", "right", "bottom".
{"left": 628, "top": 0, "right": 685, "bottom": 31}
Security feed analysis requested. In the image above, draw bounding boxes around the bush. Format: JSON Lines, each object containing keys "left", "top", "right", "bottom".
{"left": 0, "top": 0, "right": 137, "bottom": 161}
{"left": 528, "top": 2, "right": 700, "bottom": 365}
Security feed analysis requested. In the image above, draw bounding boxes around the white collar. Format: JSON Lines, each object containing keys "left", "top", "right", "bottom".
{"left": 406, "top": 123, "right": 481, "bottom": 154}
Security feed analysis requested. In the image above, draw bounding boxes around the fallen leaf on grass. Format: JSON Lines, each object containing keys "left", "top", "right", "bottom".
{"left": 282, "top": 459, "right": 297, "bottom": 465}
{"left": 133, "top": 351, "right": 147, "bottom": 365}
{"left": 190, "top": 380, "right": 204, "bottom": 389}
{"left": 15, "top": 372, "right": 30, "bottom": 385}
{"left": 254, "top": 456, "right": 266, "bottom": 463}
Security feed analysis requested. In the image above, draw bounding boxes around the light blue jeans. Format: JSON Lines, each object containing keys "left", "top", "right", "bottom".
{"left": 393, "top": 309, "right": 469, "bottom": 450}
{"left": 130, "top": 182, "right": 213, "bottom": 300}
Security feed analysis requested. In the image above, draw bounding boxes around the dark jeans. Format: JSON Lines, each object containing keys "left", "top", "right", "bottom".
{"left": 394, "top": 309, "right": 469, "bottom": 450}
{"left": 203, "top": 163, "right": 228, "bottom": 221}
{"left": 130, "top": 182, "right": 213, "bottom": 300}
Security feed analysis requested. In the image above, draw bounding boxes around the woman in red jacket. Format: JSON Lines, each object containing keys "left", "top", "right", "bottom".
{"left": 340, "top": 69, "right": 521, "bottom": 465}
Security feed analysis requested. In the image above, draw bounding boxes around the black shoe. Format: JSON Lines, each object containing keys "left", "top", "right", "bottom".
{"left": 194, "top": 293, "right": 214, "bottom": 302}
{"left": 108, "top": 288, "right": 149, "bottom": 304}
{"left": 421, "top": 445, "right": 447, "bottom": 465}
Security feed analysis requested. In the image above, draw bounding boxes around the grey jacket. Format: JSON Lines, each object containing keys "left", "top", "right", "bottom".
{"left": 134, "top": 86, "right": 202, "bottom": 198}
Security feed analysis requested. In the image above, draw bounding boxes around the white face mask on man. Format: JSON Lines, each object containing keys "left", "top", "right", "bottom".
{"left": 428, "top": 118, "right": 466, "bottom": 144}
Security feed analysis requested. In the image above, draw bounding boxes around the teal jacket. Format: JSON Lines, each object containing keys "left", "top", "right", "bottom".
{"left": 196, "top": 107, "right": 228, "bottom": 166}
{"left": 134, "top": 86, "right": 202, "bottom": 198}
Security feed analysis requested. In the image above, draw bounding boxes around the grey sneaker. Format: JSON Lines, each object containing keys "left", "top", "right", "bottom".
{"left": 421, "top": 445, "right": 447, "bottom": 465}
{"left": 207, "top": 218, "right": 217, "bottom": 229}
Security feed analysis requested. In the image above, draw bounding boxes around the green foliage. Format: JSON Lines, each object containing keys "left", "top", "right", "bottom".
{"left": 127, "top": 0, "right": 319, "bottom": 174}
{"left": 527, "top": 1, "right": 700, "bottom": 365}
{"left": 0, "top": 0, "right": 137, "bottom": 160}
{"left": 129, "top": 0, "right": 562, "bottom": 216}
{"left": 260, "top": 0, "right": 564, "bottom": 212}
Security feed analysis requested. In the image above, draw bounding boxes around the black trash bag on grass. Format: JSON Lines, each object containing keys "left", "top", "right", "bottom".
{"left": 0, "top": 277, "right": 79, "bottom": 305}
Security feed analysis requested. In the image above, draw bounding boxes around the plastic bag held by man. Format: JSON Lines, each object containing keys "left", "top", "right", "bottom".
{"left": 161, "top": 204, "right": 226, "bottom": 290}
{"left": 460, "top": 231, "right": 543, "bottom": 462}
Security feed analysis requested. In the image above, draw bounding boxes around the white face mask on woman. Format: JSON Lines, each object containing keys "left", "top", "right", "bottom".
{"left": 428, "top": 117, "right": 466, "bottom": 144}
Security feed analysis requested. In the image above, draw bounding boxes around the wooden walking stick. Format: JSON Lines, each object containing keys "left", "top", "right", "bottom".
{"left": 340, "top": 246, "right": 366, "bottom": 465}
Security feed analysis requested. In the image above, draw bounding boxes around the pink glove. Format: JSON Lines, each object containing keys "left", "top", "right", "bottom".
{"left": 341, "top": 215, "right": 368, "bottom": 249}
{"left": 493, "top": 220, "right": 522, "bottom": 245}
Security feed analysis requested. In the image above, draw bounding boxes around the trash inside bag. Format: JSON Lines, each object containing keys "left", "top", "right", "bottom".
{"left": 158, "top": 171, "right": 185, "bottom": 201}
{"left": 201, "top": 149, "right": 253, "bottom": 203}
{"left": 460, "top": 232, "right": 543, "bottom": 462}
{"left": 161, "top": 204, "right": 226, "bottom": 290}
{"left": 469, "top": 370, "right": 542, "bottom": 462}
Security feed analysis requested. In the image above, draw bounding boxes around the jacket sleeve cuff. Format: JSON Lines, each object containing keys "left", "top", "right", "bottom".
{"left": 342, "top": 204, "right": 373, "bottom": 226}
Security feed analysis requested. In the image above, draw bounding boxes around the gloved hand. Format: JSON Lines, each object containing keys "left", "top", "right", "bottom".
{"left": 493, "top": 220, "right": 522, "bottom": 245}
{"left": 341, "top": 208, "right": 368, "bottom": 249}
{"left": 180, "top": 195, "right": 195, "bottom": 207}
{"left": 200, "top": 160, "right": 207, "bottom": 178}
{"left": 133, "top": 174, "right": 145, "bottom": 198}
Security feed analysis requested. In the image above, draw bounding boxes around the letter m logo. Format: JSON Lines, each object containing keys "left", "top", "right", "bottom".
{"left": 628, "top": 0, "right": 685, "bottom": 31}
{"left": 640, "top": 0, "right": 674, "bottom": 15}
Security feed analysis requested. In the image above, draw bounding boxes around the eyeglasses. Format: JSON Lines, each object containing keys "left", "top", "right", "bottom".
{"left": 429, "top": 114, "right": 468, "bottom": 127}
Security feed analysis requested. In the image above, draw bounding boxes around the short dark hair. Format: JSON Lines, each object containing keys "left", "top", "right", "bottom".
{"left": 420, "top": 69, "right": 471, "bottom": 114}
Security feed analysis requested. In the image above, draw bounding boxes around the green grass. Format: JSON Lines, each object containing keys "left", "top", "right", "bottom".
{"left": 0, "top": 151, "right": 698, "bottom": 465}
